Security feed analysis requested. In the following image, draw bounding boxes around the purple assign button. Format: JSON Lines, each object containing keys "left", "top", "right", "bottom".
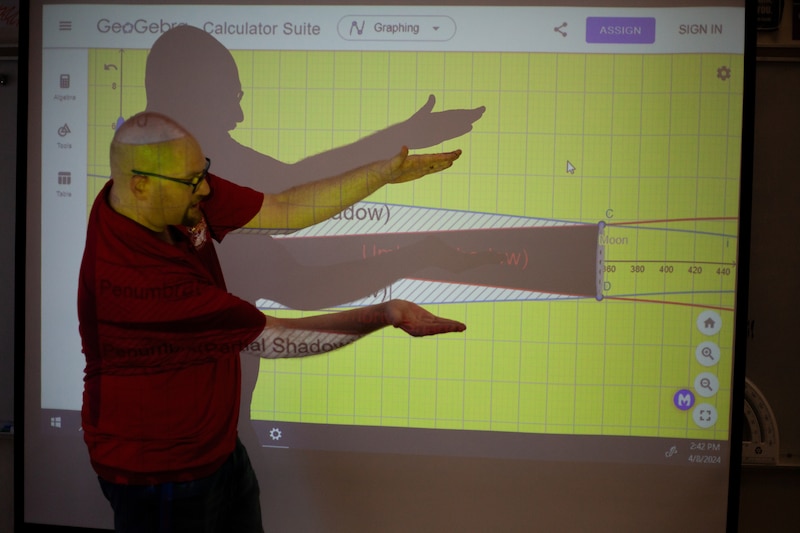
{"left": 586, "top": 17, "right": 656, "bottom": 44}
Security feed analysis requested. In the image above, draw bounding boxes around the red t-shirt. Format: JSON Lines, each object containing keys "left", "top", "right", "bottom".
{"left": 78, "top": 174, "right": 266, "bottom": 484}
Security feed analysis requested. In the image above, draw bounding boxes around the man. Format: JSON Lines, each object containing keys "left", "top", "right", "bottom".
{"left": 78, "top": 111, "right": 466, "bottom": 532}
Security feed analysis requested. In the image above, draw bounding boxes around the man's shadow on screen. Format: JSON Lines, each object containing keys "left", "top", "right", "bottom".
{"left": 145, "top": 25, "right": 486, "bottom": 310}
{"left": 144, "top": 24, "right": 486, "bottom": 521}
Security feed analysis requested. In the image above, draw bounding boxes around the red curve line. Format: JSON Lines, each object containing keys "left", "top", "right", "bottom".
{"left": 606, "top": 216, "right": 738, "bottom": 227}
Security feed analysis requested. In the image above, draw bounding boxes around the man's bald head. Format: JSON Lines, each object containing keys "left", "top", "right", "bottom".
{"left": 110, "top": 112, "right": 202, "bottom": 182}
{"left": 108, "top": 112, "right": 209, "bottom": 232}
{"left": 113, "top": 112, "right": 189, "bottom": 146}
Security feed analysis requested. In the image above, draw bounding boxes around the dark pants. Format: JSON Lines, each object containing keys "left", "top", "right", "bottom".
{"left": 99, "top": 439, "right": 263, "bottom": 533}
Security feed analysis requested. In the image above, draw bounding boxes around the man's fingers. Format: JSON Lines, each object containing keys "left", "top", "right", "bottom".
{"left": 399, "top": 318, "right": 466, "bottom": 337}
{"left": 385, "top": 300, "right": 466, "bottom": 337}
{"left": 391, "top": 146, "right": 409, "bottom": 165}
{"left": 390, "top": 149, "right": 462, "bottom": 184}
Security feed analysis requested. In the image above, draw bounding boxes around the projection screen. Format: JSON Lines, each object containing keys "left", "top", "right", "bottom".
{"left": 21, "top": 1, "right": 754, "bottom": 531}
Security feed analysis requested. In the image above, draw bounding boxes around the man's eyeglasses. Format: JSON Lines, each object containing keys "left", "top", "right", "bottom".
{"left": 132, "top": 158, "right": 211, "bottom": 193}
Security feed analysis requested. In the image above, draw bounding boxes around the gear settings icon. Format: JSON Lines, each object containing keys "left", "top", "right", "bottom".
{"left": 269, "top": 428, "right": 282, "bottom": 441}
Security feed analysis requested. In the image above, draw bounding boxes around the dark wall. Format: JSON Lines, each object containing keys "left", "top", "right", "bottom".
{"left": 0, "top": 56, "right": 16, "bottom": 424}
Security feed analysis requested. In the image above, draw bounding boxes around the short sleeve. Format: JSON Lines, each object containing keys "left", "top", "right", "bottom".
{"left": 201, "top": 173, "right": 264, "bottom": 241}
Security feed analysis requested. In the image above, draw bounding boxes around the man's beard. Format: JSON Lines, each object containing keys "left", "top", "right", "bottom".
{"left": 182, "top": 205, "right": 203, "bottom": 227}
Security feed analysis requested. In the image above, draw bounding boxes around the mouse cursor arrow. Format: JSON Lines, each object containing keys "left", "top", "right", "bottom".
{"left": 566, "top": 161, "right": 576, "bottom": 174}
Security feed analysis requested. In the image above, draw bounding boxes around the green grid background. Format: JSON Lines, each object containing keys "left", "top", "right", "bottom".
{"left": 88, "top": 50, "right": 743, "bottom": 440}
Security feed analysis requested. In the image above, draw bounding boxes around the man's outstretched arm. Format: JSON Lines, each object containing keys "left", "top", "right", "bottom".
{"left": 240, "top": 146, "right": 461, "bottom": 233}
{"left": 243, "top": 300, "right": 465, "bottom": 359}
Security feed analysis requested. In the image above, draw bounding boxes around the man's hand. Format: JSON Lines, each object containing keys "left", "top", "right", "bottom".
{"left": 384, "top": 299, "right": 466, "bottom": 337}
{"left": 386, "top": 146, "right": 462, "bottom": 184}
